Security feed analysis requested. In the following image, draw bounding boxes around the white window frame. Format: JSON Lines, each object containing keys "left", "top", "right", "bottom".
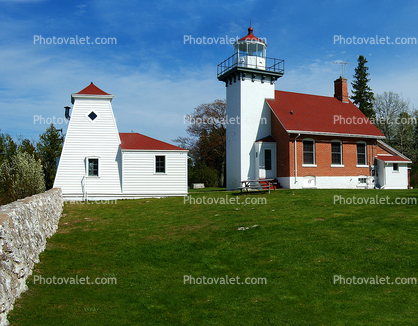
{"left": 358, "top": 175, "right": 367, "bottom": 185}
{"left": 393, "top": 163, "right": 399, "bottom": 172}
{"left": 356, "top": 142, "right": 368, "bottom": 167}
{"left": 331, "top": 140, "right": 344, "bottom": 167}
{"left": 86, "top": 156, "right": 100, "bottom": 177}
{"left": 155, "top": 155, "right": 166, "bottom": 174}
{"left": 302, "top": 138, "right": 316, "bottom": 167}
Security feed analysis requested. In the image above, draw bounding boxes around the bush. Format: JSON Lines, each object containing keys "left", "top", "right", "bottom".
{"left": 0, "top": 151, "right": 46, "bottom": 205}
{"left": 188, "top": 163, "right": 218, "bottom": 188}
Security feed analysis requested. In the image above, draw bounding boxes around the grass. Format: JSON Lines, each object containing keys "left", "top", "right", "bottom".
{"left": 7, "top": 189, "right": 418, "bottom": 325}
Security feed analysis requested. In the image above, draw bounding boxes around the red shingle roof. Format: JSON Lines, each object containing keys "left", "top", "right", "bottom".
{"left": 119, "top": 133, "right": 187, "bottom": 151}
{"left": 76, "top": 82, "right": 110, "bottom": 95}
{"left": 376, "top": 155, "right": 411, "bottom": 163}
{"left": 267, "top": 90, "right": 385, "bottom": 138}
{"left": 238, "top": 27, "right": 266, "bottom": 44}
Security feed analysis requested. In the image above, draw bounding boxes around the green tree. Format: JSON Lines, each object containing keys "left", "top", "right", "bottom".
{"left": 174, "top": 99, "right": 226, "bottom": 187}
{"left": 0, "top": 151, "right": 45, "bottom": 204}
{"left": 0, "top": 132, "right": 17, "bottom": 164}
{"left": 18, "top": 137, "right": 38, "bottom": 158}
{"left": 351, "top": 55, "right": 375, "bottom": 119}
{"left": 36, "top": 124, "right": 64, "bottom": 189}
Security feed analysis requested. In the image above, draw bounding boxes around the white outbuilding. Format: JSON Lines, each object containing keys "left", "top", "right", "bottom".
{"left": 53, "top": 83, "right": 188, "bottom": 200}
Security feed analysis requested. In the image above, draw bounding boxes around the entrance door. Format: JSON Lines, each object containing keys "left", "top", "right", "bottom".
{"left": 259, "top": 148, "right": 275, "bottom": 179}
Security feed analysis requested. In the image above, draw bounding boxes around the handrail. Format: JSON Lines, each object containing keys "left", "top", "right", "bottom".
{"left": 217, "top": 53, "right": 284, "bottom": 77}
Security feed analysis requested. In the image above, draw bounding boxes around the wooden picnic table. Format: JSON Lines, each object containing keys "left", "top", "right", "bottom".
{"left": 239, "top": 178, "right": 276, "bottom": 194}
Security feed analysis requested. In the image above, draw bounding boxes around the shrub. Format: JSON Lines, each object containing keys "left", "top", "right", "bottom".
{"left": 0, "top": 151, "right": 46, "bottom": 205}
{"left": 188, "top": 163, "right": 218, "bottom": 187}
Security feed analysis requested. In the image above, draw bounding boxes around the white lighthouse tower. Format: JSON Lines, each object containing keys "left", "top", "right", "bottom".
{"left": 217, "top": 27, "right": 284, "bottom": 189}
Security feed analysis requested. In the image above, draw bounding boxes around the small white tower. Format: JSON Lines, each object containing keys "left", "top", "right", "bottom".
{"left": 53, "top": 83, "right": 122, "bottom": 200}
{"left": 217, "top": 27, "right": 284, "bottom": 189}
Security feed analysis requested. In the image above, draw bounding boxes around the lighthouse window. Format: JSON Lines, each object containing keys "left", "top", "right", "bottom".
{"left": 88, "top": 111, "right": 98, "bottom": 121}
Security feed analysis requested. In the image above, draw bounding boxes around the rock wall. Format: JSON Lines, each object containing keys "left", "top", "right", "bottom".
{"left": 0, "top": 188, "right": 63, "bottom": 326}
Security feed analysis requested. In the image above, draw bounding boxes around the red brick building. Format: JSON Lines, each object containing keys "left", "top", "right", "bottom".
{"left": 265, "top": 77, "right": 411, "bottom": 189}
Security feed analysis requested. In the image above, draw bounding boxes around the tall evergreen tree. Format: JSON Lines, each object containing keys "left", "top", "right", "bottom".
{"left": 351, "top": 55, "right": 375, "bottom": 119}
{"left": 0, "top": 132, "right": 17, "bottom": 164}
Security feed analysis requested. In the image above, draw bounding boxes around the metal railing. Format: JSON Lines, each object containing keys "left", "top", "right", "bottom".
{"left": 217, "top": 53, "right": 284, "bottom": 77}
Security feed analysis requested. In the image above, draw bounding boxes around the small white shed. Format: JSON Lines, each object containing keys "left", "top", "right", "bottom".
{"left": 53, "top": 83, "right": 188, "bottom": 200}
{"left": 376, "top": 154, "right": 412, "bottom": 189}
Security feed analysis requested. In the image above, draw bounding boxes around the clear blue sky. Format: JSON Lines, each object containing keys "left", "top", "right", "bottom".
{"left": 1, "top": 0, "right": 418, "bottom": 144}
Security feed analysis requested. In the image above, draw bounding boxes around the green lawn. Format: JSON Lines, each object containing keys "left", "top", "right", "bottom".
{"left": 8, "top": 189, "right": 418, "bottom": 325}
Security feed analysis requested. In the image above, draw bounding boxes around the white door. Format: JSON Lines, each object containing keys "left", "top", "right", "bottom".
{"left": 259, "top": 148, "right": 274, "bottom": 179}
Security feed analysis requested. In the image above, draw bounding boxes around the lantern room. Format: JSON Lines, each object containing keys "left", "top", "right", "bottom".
{"left": 234, "top": 27, "right": 267, "bottom": 69}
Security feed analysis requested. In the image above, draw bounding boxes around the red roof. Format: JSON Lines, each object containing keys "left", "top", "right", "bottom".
{"left": 267, "top": 90, "right": 385, "bottom": 138}
{"left": 76, "top": 82, "right": 110, "bottom": 95}
{"left": 256, "top": 135, "right": 276, "bottom": 142}
{"left": 376, "top": 155, "right": 411, "bottom": 163}
{"left": 119, "top": 133, "right": 187, "bottom": 151}
{"left": 238, "top": 27, "right": 266, "bottom": 44}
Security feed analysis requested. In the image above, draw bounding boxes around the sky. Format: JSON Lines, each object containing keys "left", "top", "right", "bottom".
{"left": 1, "top": 0, "right": 418, "bottom": 144}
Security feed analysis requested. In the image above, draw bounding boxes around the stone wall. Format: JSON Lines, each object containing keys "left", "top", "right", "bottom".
{"left": 0, "top": 188, "right": 63, "bottom": 326}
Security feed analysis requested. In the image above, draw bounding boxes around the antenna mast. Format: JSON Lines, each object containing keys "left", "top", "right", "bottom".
{"left": 333, "top": 61, "right": 353, "bottom": 78}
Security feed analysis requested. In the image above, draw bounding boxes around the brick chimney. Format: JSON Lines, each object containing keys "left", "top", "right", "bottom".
{"left": 334, "top": 77, "right": 349, "bottom": 103}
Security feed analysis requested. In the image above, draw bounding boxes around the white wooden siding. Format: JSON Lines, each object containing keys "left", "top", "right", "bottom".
{"left": 122, "top": 151, "right": 188, "bottom": 195}
{"left": 53, "top": 97, "right": 122, "bottom": 197}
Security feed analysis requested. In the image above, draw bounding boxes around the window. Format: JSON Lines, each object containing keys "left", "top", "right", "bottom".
{"left": 88, "top": 158, "right": 98, "bottom": 176}
{"left": 155, "top": 156, "right": 165, "bottom": 173}
{"left": 265, "top": 149, "right": 272, "bottom": 170}
{"left": 358, "top": 177, "right": 367, "bottom": 184}
{"left": 331, "top": 141, "right": 342, "bottom": 165}
{"left": 357, "top": 142, "right": 367, "bottom": 165}
{"left": 303, "top": 139, "right": 315, "bottom": 165}
{"left": 393, "top": 163, "right": 399, "bottom": 172}
{"left": 88, "top": 111, "right": 98, "bottom": 121}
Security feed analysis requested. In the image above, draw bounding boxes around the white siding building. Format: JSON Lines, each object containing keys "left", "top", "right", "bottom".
{"left": 53, "top": 83, "right": 188, "bottom": 200}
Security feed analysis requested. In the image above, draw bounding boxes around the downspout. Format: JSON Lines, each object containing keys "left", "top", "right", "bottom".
{"left": 294, "top": 133, "right": 301, "bottom": 184}
{"left": 371, "top": 141, "right": 374, "bottom": 177}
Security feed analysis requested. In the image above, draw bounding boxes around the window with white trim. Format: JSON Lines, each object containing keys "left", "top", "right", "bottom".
{"left": 331, "top": 141, "right": 342, "bottom": 165}
{"left": 303, "top": 139, "right": 315, "bottom": 165}
{"left": 87, "top": 158, "right": 99, "bottom": 177}
{"left": 155, "top": 155, "right": 166, "bottom": 173}
{"left": 357, "top": 142, "right": 367, "bottom": 165}
{"left": 393, "top": 163, "right": 399, "bottom": 172}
